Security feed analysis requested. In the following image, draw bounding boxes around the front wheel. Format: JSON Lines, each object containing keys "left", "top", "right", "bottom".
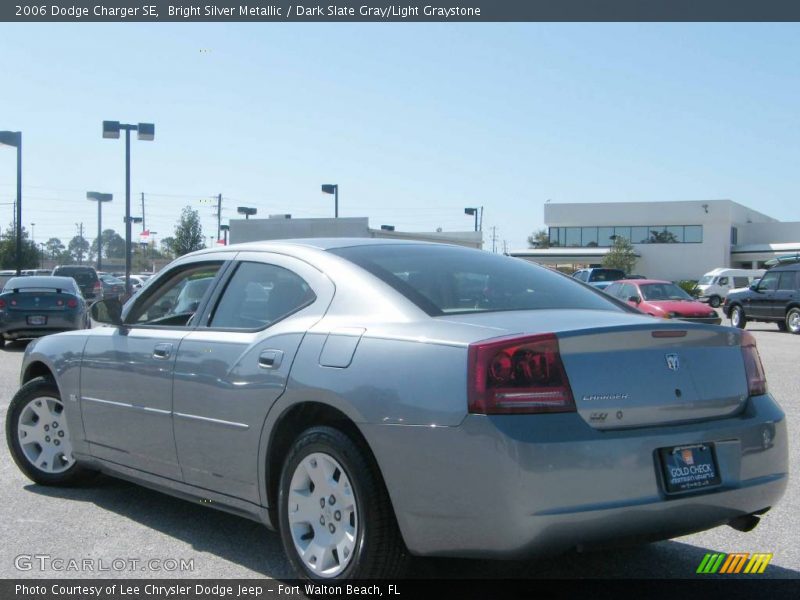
{"left": 709, "top": 295, "right": 722, "bottom": 308}
{"left": 786, "top": 308, "right": 800, "bottom": 334}
{"left": 5, "top": 377, "right": 96, "bottom": 486}
{"left": 278, "top": 426, "right": 407, "bottom": 580}
{"left": 730, "top": 305, "right": 747, "bottom": 329}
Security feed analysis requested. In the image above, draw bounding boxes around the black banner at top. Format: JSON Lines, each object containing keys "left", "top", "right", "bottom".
{"left": 5, "top": 0, "right": 800, "bottom": 22}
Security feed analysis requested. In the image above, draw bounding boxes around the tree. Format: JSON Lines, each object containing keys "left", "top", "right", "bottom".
{"left": 171, "top": 207, "right": 205, "bottom": 257}
{"left": 0, "top": 225, "right": 40, "bottom": 270}
{"left": 527, "top": 228, "right": 551, "bottom": 248}
{"left": 44, "top": 237, "right": 66, "bottom": 262}
{"left": 68, "top": 235, "right": 90, "bottom": 265}
{"left": 602, "top": 235, "right": 637, "bottom": 274}
{"left": 160, "top": 236, "right": 176, "bottom": 258}
{"left": 90, "top": 229, "right": 126, "bottom": 261}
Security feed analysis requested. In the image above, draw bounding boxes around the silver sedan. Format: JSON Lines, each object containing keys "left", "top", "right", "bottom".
{"left": 5, "top": 239, "right": 788, "bottom": 580}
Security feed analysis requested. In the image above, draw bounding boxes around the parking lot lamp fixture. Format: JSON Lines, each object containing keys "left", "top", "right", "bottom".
{"left": 321, "top": 184, "right": 339, "bottom": 218}
{"left": 0, "top": 131, "right": 22, "bottom": 275}
{"left": 237, "top": 206, "right": 257, "bottom": 220}
{"left": 102, "top": 120, "right": 154, "bottom": 296}
{"left": 464, "top": 207, "right": 478, "bottom": 232}
{"left": 87, "top": 192, "right": 113, "bottom": 270}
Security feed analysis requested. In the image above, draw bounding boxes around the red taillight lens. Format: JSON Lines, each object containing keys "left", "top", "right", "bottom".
{"left": 0, "top": 299, "right": 5, "bottom": 310}
{"left": 94, "top": 281, "right": 102, "bottom": 290}
{"left": 67, "top": 298, "right": 78, "bottom": 308}
{"left": 468, "top": 333, "right": 575, "bottom": 414}
{"left": 741, "top": 331, "right": 767, "bottom": 396}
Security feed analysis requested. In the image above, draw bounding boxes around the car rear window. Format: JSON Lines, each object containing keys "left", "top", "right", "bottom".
{"left": 588, "top": 269, "right": 625, "bottom": 282}
{"left": 329, "top": 244, "right": 622, "bottom": 315}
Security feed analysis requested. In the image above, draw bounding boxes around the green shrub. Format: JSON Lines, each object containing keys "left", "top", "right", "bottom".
{"left": 677, "top": 280, "right": 700, "bottom": 298}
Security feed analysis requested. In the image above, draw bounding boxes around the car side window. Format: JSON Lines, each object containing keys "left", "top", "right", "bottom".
{"left": 209, "top": 261, "right": 316, "bottom": 330}
{"left": 733, "top": 277, "right": 749, "bottom": 288}
{"left": 621, "top": 284, "right": 637, "bottom": 299}
{"left": 717, "top": 277, "right": 729, "bottom": 285}
{"left": 605, "top": 283, "right": 621, "bottom": 297}
{"left": 758, "top": 272, "right": 779, "bottom": 292}
{"left": 127, "top": 263, "right": 223, "bottom": 327}
{"left": 777, "top": 271, "right": 796, "bottom": 291}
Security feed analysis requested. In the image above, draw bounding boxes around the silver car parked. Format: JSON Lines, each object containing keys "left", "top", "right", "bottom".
{"left": 5, "top": 240, "right": 788, "bottom": 579}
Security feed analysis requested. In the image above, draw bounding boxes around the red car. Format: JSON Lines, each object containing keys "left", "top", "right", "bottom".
{"left": 605, "top": 279, "right": 721, "bottom": 324}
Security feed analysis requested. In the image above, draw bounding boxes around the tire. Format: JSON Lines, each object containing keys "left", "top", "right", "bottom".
{"left": 5, "top": 377, "right": 96, "bottom": 486}
{"left": 730, "top": 305, "right": 747, "bottom": 329}
{"left": 278, "top": 426, "right": 407, "bottom": 580}
{"left": 0, "top": 336, "right": 5, "bottom": 349}
{"left": 709, "top": 295, "right": 721, "bottom": 308}
{"left": 777, "top": 321, "right": 788, "bottom": 332}
{"left": 787, "top": 308, "right": 800, "bottom": 334}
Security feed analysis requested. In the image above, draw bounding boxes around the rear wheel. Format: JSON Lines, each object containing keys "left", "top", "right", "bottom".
{"left": 730, "top": 305, "right": 747, "bottom": 329}
{"left": 6, "top": 377, "right": 96, "bottom": 486}
{"left": 777, "top": 321, "right": 788, "bottom": 332}
{"left": 0, "top": 336, "right": 5, "bottom": 349}
{"left": 709, "top": 295, "right": 722, "bottom": 308}
{"left": 787, "top": 308, "right": 800, "bottom": 334}
{"left": 278, "top": 426, "right": 407, "bottom": 580}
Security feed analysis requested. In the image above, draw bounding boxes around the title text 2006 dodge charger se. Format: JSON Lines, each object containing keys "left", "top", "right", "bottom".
{"left": 5, "top": 240, "right": 787, "bottom": 579}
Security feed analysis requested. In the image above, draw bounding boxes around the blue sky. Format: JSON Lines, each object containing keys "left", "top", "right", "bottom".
{"left": 1, "top": 23, "right": 799, "bottom": 250}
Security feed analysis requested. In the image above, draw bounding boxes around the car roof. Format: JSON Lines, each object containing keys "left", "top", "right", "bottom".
{"left": 769, "top": 262, "right": 800, "bottom": 272}
{"left": 54, "top": 265, "right": 96, "bottom": 272}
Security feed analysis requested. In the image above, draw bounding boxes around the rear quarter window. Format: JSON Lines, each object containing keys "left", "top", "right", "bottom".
{"left": 329, "top": 244, "right": 622, "bottom": 316}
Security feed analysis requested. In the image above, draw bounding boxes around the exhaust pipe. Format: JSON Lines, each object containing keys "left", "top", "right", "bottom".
{"left": 728, "top": 514, "right": 761, "bottom": 532}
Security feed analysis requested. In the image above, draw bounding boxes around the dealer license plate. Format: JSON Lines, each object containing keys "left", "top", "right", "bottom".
{"left": 659, "top": 444, "right": 721, "bottom": 493}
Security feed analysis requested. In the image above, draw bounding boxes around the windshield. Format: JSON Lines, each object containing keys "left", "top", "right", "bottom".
{"left": 329, "top": 244, "right": 623, "bottom": 315}
{"left": 640, "top": 283, "right": 692, "bottom": 301}
{"left": 698, "top": 275, "right": 714, "bottom": 285}
{"left": 588, "top": 269, "right": 625, "bottom": 282}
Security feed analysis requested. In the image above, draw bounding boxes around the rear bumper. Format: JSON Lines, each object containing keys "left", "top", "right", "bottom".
{"left": 0, "top": 313, "right": 84, "bottom": 338}
{"left": 362, "top": 394, "right": 787, "bottom": 558}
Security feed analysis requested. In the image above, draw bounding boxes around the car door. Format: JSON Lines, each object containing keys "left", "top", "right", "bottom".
{"left": 171, "top": 252, "right": 334, "bottom": 502}
{"left": 747, "top": 270, "right": 779, "bottom": 319}
{"left": 80, "top": 258, "right": 229, "bottom": 480}
{"left": 771, "top": 271, "right": 799, "bottom": 318}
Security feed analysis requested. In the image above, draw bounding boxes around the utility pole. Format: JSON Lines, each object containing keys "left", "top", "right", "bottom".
{"left": 491, "top": 226, "right": 498, "bottom": 253}
{"left": 216, "top": 193, "right": 222, "bottom": 242}
{"left": 502, "top": 240, "right": 508, "bottom": 254}
{"left": 76, "top": 222, "right": 85, "bottom": 264}
{"left": 141, "top": 192, "right": 146, "bottom": 232}
{"left": 479, "top": 206, "right": 484, "bottom": 232}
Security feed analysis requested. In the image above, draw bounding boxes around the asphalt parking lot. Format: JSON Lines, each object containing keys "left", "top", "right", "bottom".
{"left": 0, "top": 316, "right": 797, "bottom": 579}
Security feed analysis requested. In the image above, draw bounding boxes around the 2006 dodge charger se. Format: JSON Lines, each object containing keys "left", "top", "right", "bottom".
{"left": 5, "top": 240, "right": 788, "bottom": 579}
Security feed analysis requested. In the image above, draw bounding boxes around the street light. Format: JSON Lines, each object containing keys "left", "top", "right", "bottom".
{"left": 87, "top": 192, "right": 113, "bottom": 270}
{"left": 464, "top": 207, "right": 479, "bottom": 232}
{"left": 321, "top": 184, "right": 339, "bottom": 218}
{"left": 380, "top": 225, "right": 395, "bottom": 231}
{"left": 237, "top": 206, "right": 257, "bottom": 219}
{"left": 30, "top": 222, "right": 35, "bottom": 243}
{"left": 103, "top": 120, "right": 154, "bottom": 295}
{"left": 220, "top": 224, "right": 230, "bottom": 245}
{"left": 0, "top": 130, "right": 22, "bottom": 275}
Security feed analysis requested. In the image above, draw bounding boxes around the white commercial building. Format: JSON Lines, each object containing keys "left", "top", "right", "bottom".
{"left": 229, "top": 216, "right": 482, "bottom": 249}
{"left": 510, "top": 200, "right": 800, "bottom": 281}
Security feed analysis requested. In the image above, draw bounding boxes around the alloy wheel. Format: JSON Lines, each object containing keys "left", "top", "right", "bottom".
{"left": 287, "top": 452, "right": 358, "bottom": 578}
{"left": 788, "top": 309, "right": 800, "bottom": 334}
{"left": 16, "top": 396, "right": 75, "bottom": 474}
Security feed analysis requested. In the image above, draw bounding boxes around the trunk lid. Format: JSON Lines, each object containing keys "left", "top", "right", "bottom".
{"left": 3, "top": 290, "right": 73, "bottom": 311}
{"left": 441, "top": 309, "right": 748, "bottom": 429}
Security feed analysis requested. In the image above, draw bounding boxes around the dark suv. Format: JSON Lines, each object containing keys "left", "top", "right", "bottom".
{"left": 51, "top": 265, "right": 103, "bottom": 302}
{"left": 723, "top": 261, "right": 800, "bottom": 334}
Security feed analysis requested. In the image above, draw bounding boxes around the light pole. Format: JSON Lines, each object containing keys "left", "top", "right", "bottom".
{"left": 464, "top": 207, "right": 478, "bottom": 232}
{"left": 87, "top": 192, "right": 113, "bottom": 270}
{"left": 0, "top": 131, "right": 22, "bottom": 275}
{"left": 321, "top": 184, "right": 339, "bottom": 218}
{"left": 237, "top": 206, "right": 257, "bottom": 220}
{"left": 103, "top": 120, "right": 154, "bottom": 295}
{"left": 30, "top": 222, "right": 35, "bottom": 243}
{"left": 220, "top": 224, "right": 229, "bottom": 245}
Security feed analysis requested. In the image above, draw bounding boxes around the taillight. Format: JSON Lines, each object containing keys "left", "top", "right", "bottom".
{"left": 741, "top": 331, "right": 767, "bottom": 396}
{"left": 0, "top": 299, "right": 5, "bottom": 310}
{"left": 94, "top": 281, "right": 102, "bottom": 291}
{"left": 468, "top": 333, "right": 575, "bottom": 414}
{"left": 67, "top": 298, "right": 78, "bottom": 308}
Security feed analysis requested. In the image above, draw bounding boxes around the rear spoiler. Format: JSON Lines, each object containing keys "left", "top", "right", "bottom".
{"left": 12, "top": 287, "right": 64, "bottom": 294}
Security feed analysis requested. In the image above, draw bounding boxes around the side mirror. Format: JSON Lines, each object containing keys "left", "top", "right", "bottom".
{"left": 90, "top": 297, "right": 123, "bottom": 326}
{"left": 749, "top": 283, "right": 760, "bottom": 292}
{"left": 628, "top": 295, "right": 642, "bottom": 304}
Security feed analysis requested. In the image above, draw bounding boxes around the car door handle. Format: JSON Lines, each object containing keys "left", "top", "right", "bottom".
{"left": 153, "top": 343, "right": 173, "bottom": 360}
{"left": 258, "top": 349, "right": 283, "bottom": 369}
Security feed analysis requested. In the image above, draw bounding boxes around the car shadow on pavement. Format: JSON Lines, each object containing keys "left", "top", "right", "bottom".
{"left": 1, "top": 340, "right": 31, "bottom": 353}
{"left": 24, "top": 477, "right": 800, "bottom": 579}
